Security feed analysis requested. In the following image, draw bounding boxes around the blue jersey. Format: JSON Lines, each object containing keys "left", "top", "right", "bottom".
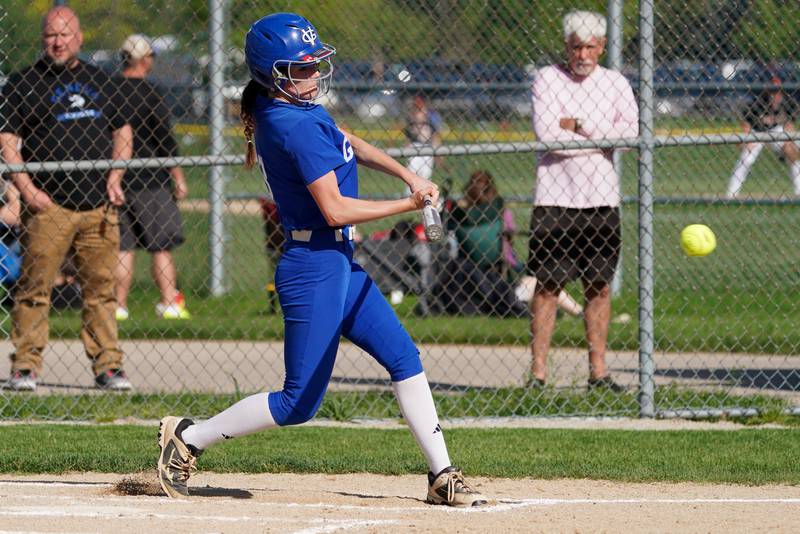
{"left": 254, "top": 97, "right": 357, "bottom": 231}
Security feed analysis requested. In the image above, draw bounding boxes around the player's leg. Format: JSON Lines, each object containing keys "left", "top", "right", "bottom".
{"left": 727, "top": 142, "right": 763, "bottom": 199}
{"left": 341, "top": 264, "right": 445, "bottom": 471}
{"left": 161, "top": 246, "right": 350, "bottom": 497}
{"left": 780, "top": 127, "right": 800, "bottom": 195}
{"left": 341, "top": 263, "right": 486, "bottom": 507}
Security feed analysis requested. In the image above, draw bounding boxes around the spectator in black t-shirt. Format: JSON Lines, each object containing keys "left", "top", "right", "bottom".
{"left": 726, "top": 71, "right": 800, "bottom": 199}
{"left": 0, "top": 6, "right": 133, "bottom": 392}
{"left": 113, "top": 34, "right": 191, "bottom": 322}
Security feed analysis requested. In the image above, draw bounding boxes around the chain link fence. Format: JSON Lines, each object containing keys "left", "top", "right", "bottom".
{"left": 1, "top": 0, "right": 799, "bottom": 420}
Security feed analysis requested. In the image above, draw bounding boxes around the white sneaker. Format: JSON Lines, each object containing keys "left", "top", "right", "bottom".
{"left": 156, "top": 303, "right": 191, "bottom": 320}
{"left": 115, "top": 307, "right": 129, "bottom": 321}
{"left": 4, "top": 370, "right": 37, "bottom": 391}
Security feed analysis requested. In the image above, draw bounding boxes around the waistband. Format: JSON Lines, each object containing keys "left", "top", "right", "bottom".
{"left": 285, "top": 225, "right": 355, "bottom": 244}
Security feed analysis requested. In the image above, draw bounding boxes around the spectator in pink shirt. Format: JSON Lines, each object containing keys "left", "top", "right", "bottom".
{"left": 527, "top": 10, "right": 638, "bottom": 391}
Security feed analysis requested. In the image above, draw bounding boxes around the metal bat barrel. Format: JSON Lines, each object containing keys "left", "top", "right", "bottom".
{"left": 422, "top": 195, "right": 443, "bottom": 242}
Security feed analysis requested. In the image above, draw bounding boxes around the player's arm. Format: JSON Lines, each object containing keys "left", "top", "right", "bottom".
{"left": 107, "top": 123, "right": 133, "bottom": 206}
{"left": 339, "top": 128, "right": 437, "bottom": 194}
{"left": 307, "top": 170, "right": 435, "bottom": 227}
{"left": 0, "top": 132, "right": 53, "bottom": 211}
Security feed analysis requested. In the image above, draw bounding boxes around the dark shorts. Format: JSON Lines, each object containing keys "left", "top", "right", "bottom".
{"left": 527, "top": 206, "right": 621, "bottom": 285}
{"left": 119, "top": 188, "right": 185, "bottom": 252}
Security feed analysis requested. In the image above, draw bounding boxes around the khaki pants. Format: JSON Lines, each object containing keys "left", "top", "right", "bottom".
{"left": 10, "top": 203, "right": 123, "bottom": 376}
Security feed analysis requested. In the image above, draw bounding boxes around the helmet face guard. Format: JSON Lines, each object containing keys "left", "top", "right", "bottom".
{"left": 245, "top": 13, "right": 336, "bottom": 104}
{"left": 272, "top": 45, "right": 336, "bottom": 104}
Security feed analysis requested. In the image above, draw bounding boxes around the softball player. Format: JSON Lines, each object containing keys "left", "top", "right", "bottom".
{"left": 157, "top": 12, "right": 486, "bottom": 507}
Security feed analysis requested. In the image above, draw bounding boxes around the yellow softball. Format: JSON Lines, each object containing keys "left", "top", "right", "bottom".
{"left": 680, "top": 224, "right": 717, "bottom": 257}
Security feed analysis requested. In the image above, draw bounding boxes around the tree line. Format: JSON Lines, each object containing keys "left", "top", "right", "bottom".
{"left": 3, "top": 0, "right": 798, "bottom": 76}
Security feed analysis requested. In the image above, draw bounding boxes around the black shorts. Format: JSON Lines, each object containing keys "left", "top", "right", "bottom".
{"left": 119, "top": 188, "right": 185, "bottom": 252}
{"left": 527, "top": 206, "right": 621, "bottom": 285}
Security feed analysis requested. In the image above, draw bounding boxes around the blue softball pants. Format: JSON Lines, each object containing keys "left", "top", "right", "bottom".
{"left": 268, "top": 229, "right": 423, "bottom": 426}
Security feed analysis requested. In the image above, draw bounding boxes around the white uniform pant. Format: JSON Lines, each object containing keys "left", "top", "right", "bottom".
{"left": 727, "top": 125, "right": 800, "bottom": 198}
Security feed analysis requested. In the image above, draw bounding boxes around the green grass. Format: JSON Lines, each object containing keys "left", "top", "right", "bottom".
{"left": 15, "top": 197, "right": 799, "bottom": 354}
{"left": 1, "top": 424, "right": 798, "bottom": 484}
{"left": 1, "top": 387, "right": 794, "bottom": 422}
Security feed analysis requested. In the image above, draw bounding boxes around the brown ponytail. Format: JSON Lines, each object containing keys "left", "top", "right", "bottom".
{"left": 241, "top": 80, "right": 260, "bottom": 169}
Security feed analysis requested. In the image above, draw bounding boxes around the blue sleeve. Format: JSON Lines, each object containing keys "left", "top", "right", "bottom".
{"left": 285, "top": 117, "right": 344, "bottom": 186}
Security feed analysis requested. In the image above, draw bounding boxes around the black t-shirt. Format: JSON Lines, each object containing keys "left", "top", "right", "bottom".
{"left": 0, "top": 59, "right": 127, "bottom": 210}
{"left": 743, "top": 90, "right": 798, "bottom": 132}
{"left": 115, "top": 77, "right": 178, "bottom": 190}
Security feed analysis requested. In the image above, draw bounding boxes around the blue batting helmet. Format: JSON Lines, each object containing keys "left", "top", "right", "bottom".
{"left": 244, "top": 13, "right": 336, "bottom": 103}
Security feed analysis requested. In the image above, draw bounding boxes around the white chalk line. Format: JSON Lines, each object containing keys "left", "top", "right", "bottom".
{"left": 0, "top": 507, "right": 397, "bottom": 532}
{"left": 0, "top": 481, "right": 114, "bottom": 488}
{"left": 289, "top": 520, "right": 399, "bottom": 534}
{"left": 3, "top": 493, "right": 800, "bottom": 516}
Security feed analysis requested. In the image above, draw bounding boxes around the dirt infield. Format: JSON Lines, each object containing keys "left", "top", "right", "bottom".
{"left": 1, "top": 472, "right": 799, "bottom": 533}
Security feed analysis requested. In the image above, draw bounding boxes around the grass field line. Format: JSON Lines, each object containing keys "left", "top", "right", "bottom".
{"left": 0, "top": 417, "right": 789, "bottom": 431}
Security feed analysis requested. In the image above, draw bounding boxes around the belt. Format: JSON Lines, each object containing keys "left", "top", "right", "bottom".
{"left": 289, "top": 226, "right": 354, "bottom": 242}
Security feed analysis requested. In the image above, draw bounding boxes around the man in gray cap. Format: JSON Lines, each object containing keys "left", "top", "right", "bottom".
{"left": 115, "top": 34, "right": 191, "bottom": 322}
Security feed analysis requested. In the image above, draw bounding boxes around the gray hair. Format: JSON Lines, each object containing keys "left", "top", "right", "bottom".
{"left": 563, "top": 10, "right": 606, "bottom": 42}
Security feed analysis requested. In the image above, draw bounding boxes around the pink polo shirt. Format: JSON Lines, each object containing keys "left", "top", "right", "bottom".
{"left": 531, "top": 64, "right": 638, "bottom": 208}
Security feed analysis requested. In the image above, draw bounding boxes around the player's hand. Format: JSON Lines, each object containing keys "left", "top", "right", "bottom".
{"left": 173, "top": 177, "right": 188, "bottom": 200}
{"left": 22, "top": 186, "right": 53, "bottom": 212}
{"left": 107, "top": 172, "right": 125, "bottom": 206}
{"left": 410, "top": 185, "right": 438, "bottom": 210}
{"left": 407, "top": 176, "right": 439, "bottom": 204}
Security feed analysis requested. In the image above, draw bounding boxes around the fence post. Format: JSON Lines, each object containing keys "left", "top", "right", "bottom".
{"left": 208, "top": 0, "right": 227, "bottom": 296}
{"left": 608, "top": 0, "right": 624, "bottom": 297}
{"left": 637, "top": 0, "right": 656, "bottom": 418}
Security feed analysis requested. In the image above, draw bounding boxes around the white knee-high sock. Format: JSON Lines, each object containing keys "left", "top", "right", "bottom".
{"left": 182, "top": 392, "right": 276, "bottom": 450}
{"left": 392, "top": 372, "right": 451, "bottom": 475}
{"left": 727, "top": 144, "right": 762, "bottom": 198}
{"left": 790, "top": 161, "right": 800, "bottom": 196}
